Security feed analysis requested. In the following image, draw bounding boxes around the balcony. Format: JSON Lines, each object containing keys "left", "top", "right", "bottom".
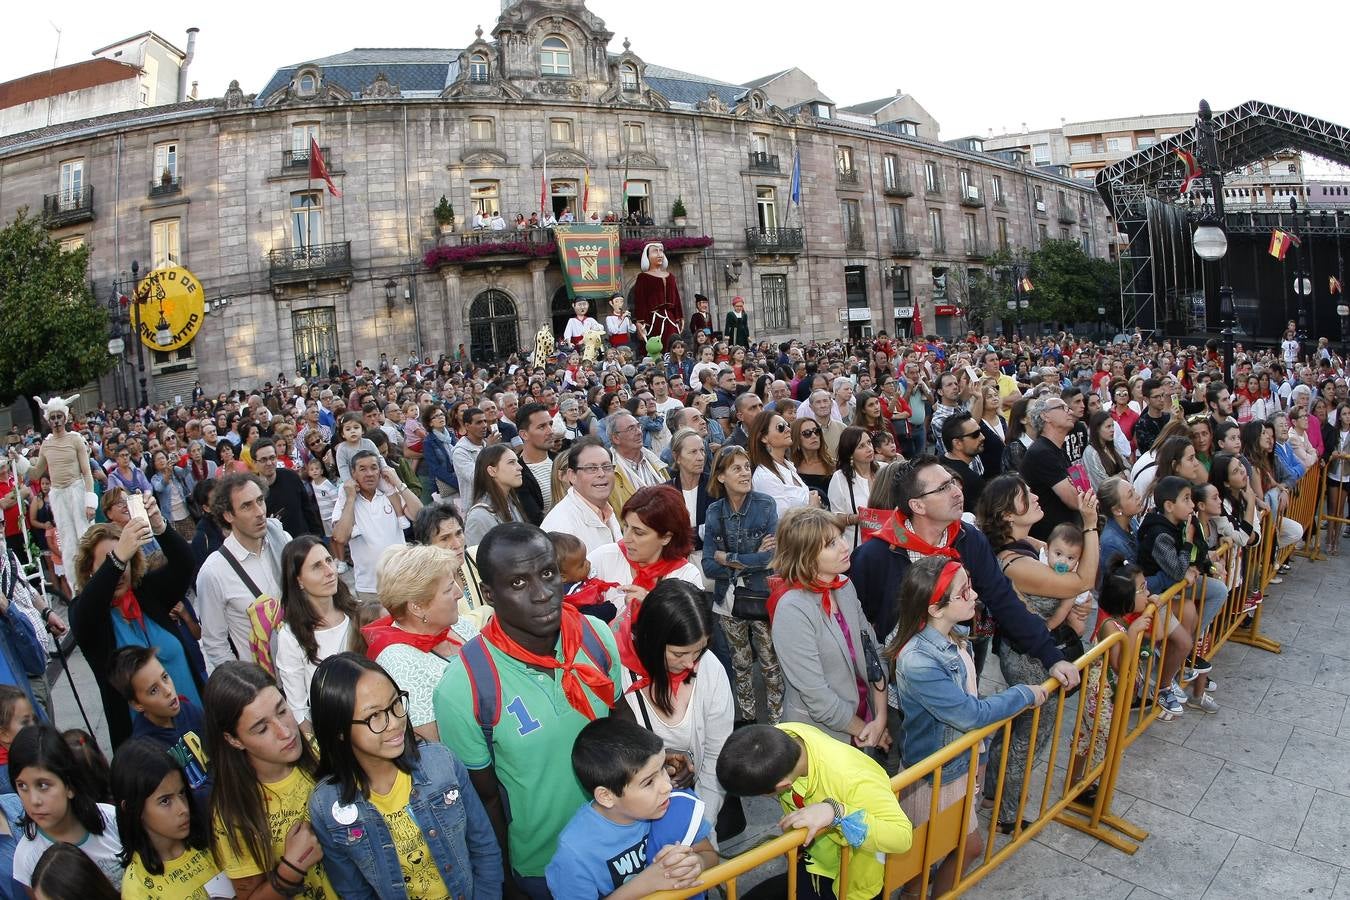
{"left": 42, "top": 186, "right": 94, "bottom": 227}
{"left": 1034, "top": 199, "right": 1048, "bottom": 217}
{"left": 149, "top": 176, "right": 183, "bottom": 199}
{"left": 883, "top": 176, "right": 914, "bottom": 198}
{"left": 281, "top": 146, "right": 330, "bottom": 171}
{"left": 992, "top": 194, "right": 1008, "bottom": 209}
{"left": 837, "top": 167, "right": 860, "bottom": 186}
{"left": 268, "top": 241, "right": 353, "bottom": 286}
{"left": 1058, "top": 203, "right": 1078, "bottom": 224}
{"left": 963, "top": 239, "right": 990, "bottom": 259}
{"left": 845, "top": 227, "right": 865, "bottom": 251}
{"left": 925, "top": 180, "right": 943, "bottom": 197}
{"left": 619, "top": 225, "right": 687, "bottom": 242}
{"left": 959, "top": 185, "right": 984, "bottom": 208}
{"left": 748, "top": 151, "right": 780, "bottom": 173}
{"left": 746, "top": 227, "right": 804, "bottom": 254}
{"left": 890, "top": 234, "right": 921, "bottom": 257}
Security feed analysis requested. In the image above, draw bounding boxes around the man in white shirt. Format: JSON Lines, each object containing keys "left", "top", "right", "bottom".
{"left": 380, "top": 402, "right": 405, "bottom": 449}
{"left": 195, "top": 473, "right": 290, "bottom": 672}
{"left": 452, "top": 407, "right": 491, "bottom": 512}
{"left": 540, "top": 440, "right": 622, "bottom": 553}
{"left": 650, "top": 372, "right": 683, "bottom": 416}
{"left": 331, "top": 450, "right": 422, "bottom": 615}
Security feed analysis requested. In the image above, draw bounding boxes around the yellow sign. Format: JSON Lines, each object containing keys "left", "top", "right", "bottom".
{"left": 134, "top": 265, "right": 205, "bottom": 352}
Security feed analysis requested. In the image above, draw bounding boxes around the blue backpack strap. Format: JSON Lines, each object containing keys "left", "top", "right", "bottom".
{"left": 577, "top": 616, "right": 614, "bottom": 699}
{"left": 458, "top": 636, "right": 502, "bottom": 768}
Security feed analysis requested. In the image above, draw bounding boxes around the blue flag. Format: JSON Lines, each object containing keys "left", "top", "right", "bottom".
{"left": 789, "top": 151, "right": 802, "bottom": 206}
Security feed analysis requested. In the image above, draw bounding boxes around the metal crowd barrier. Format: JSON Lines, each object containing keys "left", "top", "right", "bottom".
{"left": 650, "top": 465, "right": 1332, "bottom": 898}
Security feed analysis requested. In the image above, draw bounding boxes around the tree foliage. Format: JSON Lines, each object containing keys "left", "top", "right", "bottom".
{"left": 1024, "top": 239, "right": 1118, "bottom": 326}
{"left": 0, "top": 208, "right": 112, "bottom": 406}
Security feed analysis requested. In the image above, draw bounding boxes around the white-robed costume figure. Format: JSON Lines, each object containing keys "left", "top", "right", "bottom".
{"left": 631, "top": 242, "right": 684, "bottom": 351}
{"left": 17, "top": 395, "right": 96, "bottom": 584}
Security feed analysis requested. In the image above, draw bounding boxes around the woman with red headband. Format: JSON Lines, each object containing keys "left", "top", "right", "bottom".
{"left": 888, "top": 556, "right": 1047, "bottom": 895}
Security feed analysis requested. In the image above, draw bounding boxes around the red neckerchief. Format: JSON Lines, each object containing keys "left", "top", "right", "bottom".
{"left": 766, "top": 574, "right": 849, "bottom": 620}
{"left": 618, "top": 543, "right": 688, "bottom": 591}
{"left": 481, "top": 605, "right": 615, "bottom": 720}
{"left": 873, "top": 511, "right": 962, "bottom": 560}
{"left": 113, "top": 588, "right": 144, "bottom": 629}
{"left": 361, "top": 615, "right": 462, "bottom": 658}
{"left": 563, "top": 576, "right": 620, "bottom": 609}
{"left": 625, "top": 657, "right": 697, "bottom": 696}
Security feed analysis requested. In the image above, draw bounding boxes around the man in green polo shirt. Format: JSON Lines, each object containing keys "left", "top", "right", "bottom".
{"left": 434, "top": 523, "right": 623, "bottom": 899}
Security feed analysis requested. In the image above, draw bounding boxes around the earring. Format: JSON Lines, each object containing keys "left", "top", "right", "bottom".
{"left": 421, "top": 613, "right": 429, "bottom": 624}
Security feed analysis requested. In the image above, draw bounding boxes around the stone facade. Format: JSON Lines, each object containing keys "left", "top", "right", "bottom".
{"left": 0, "top": 0, "right": 1112, "bottom": 401}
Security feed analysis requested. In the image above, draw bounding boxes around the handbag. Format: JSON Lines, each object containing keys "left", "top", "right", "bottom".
{"left": 731, "top": 582, "right": 770, "bottom": 622}
{"left": 861, "top": 629, "right": 887, "bottom": 687}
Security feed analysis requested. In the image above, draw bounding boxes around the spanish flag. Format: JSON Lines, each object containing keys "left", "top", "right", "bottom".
{"left": 1269, "top": 229, "right": 1298, "bottom": 260}
{"left": 582, "top": 167, "right": 590, "bottom": 215}
{"left": 1176, "top": 148, "right": 1203, "bottom": 194}
{"left": 1019, "top": 276, "right": 1034, "bottom": 293}
{"left": 1332, "top": 275, "right": 1344, "bottom": 295}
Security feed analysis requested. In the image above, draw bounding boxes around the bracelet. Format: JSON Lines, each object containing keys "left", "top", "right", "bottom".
{"left": 106, "top": 550, "right": 127, "bottom": 572}
{"left": 824, "top": 797, "right": 845, "bottom": 824}
{"left": 268, "top": 868, "right": 304, "bottom": 897}
{"left": 1083, "top": 527, "right": 1098, "bottom": 534}
{"left": 279, "top": 856, "right": 308, "bottom": 879}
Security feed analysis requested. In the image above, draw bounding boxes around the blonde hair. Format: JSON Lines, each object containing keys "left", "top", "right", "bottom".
{"left": 75, "top": 522, "right": 146, "bottom": 589}
{"left": 771, "top": 507, "right": 844, "bottom": 586}
{"left": 550, "top": 452, "right": 571, "bottom": 507}
{"left": 375, "top": 544, "right": 459, "bottom": 619}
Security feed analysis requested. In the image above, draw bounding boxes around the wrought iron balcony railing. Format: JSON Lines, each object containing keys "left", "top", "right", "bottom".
{"left": 268, "top": 241, "right": 353, "bottom": 284}
{"left": 42, "top": 186, "right": 94, "bottom": 227}
{"left": 746, "top": 227, "right": 804, "bottom": 254}
{"left": 748, "top": 151, "right": 780, "bottom": 173}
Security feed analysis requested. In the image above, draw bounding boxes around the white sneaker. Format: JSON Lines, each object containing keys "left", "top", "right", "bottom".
{"left": 1186, "top": 693, "right": 1219, "bottom": 713}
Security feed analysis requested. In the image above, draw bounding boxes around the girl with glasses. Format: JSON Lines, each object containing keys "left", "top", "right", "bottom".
{"left": 747, "top": 411, "right": 817, "bottom": 519}
{"left": 308, "top": 653, "right": 502, "bottom": 899}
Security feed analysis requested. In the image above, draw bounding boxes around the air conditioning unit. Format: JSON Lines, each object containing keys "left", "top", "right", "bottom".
{"left": 1035, "top": 200, "right": 1047, "bottom": 212}
{"left": 965, "top": 185, "right": 980, "bottom": 200}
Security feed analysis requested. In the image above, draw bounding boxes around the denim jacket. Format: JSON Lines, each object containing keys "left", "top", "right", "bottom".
{"left": 308, "top": 741, "right": 503, "bottom": 900}
{"left": 894, "top": 625, "right": 1036, "bottom": 781}
{"left": 702, "top": 491, "right": 778, "bottom": 600}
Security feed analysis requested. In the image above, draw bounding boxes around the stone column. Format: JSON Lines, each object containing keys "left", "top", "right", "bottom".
{"left": 440, "top": 265, "right": 462, "bottom": 353}
{"left": 679, "top": 257, "right": 698, "bottom": 324}
{"left": 527, "top": 260, "right": 549, "bottom": 337}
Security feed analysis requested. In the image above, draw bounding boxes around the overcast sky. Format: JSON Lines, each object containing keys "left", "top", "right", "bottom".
{"left": 7, "top": 0, "right": 1350, "bottom": 150}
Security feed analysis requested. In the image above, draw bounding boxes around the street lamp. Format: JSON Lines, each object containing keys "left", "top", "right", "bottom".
{"left": 129, "top": 260, "right": 149, "bottom": 408}
{"left": 384, "top": 278, "right": 398, "bottom": 317}
{"left": 1290, "top": 196, "right": 1309, "bottom": 354}
{"left": 1191, "top": 100, "right": 1234, "bottom": 382}
{"left": 1339, "top": 303, "right": 1349, "bottom": 361}
{"left": 1097, "top": 306, "right": 1107, "bottom": 343}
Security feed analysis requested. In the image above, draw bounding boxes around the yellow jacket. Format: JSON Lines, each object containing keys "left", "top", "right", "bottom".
{"left": 777, "top": 722, "right": 913, "bottom": 900}
{"left": 607, "top": 448, "right": 670, "bottom": 518}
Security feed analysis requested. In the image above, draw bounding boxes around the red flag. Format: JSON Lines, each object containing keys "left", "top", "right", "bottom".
{"left": 1331, "top": 276, "right": 1343, "bottom": 295}
{"left": 308, "top": 137, "right": 340, "bottom": 198}
{"left": 1176, "top": 148, "right": 1202, "bottom": 194}
{"left": 582, "top": 167, "right": 590, "bottom": 216}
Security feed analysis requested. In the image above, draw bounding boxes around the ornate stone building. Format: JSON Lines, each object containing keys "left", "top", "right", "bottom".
{"left": 0, "top": 0, "right": 1111, "bottom": 401}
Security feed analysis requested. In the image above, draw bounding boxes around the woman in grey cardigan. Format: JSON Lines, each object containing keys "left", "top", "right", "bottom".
{"left": 769, "top": 507, "right": 890, "bottom": 751}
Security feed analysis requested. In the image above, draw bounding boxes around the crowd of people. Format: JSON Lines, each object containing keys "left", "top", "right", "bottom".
{"left": 0, "top": 314, "right": 1346, "bottom": 899}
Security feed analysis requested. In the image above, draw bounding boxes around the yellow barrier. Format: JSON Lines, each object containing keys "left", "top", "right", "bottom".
{"left": 649, "top": 633, "right": 1131, "bottom": 900}
{"left": 650, "top": 471, "right": 1333, "bottom": 899}
{"left": 1322, "top": 459, "right": 1350, "bottom": 554}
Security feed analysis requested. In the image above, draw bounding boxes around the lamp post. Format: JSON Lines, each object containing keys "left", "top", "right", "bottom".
{"left": 1097, "top": 306, "right": 1107, "bottom": 344}
{"left": 1289, "top": 197, "right": 1312, "bottom": 358}
{"left": 129, "top": 260, "right": 150, "bottom": 408}
{"left": 1191, "top": 100, "right": 1234, "bottom": 382}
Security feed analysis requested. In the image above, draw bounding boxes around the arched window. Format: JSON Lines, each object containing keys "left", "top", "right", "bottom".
{"left": 619, "top": 63, "right": 638, "bottom": 92}
{"left": 540, "top": 36, "right": 572, "bottom": 76}
{"left": 469, "top": 53, "right": 489, "bottom": 83}
{"left": 468, "top": 289, "right": 520, "bottom": 361}
{"left": 297, "top": 72, "right": 317, "bottom": 95}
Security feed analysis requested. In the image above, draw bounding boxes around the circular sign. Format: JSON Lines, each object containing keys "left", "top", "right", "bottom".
{"left": 107, "top": 337, "right": 125, "bottom": 356}
{"left": 134, "top": 266, "right": 205, "bottom": 352}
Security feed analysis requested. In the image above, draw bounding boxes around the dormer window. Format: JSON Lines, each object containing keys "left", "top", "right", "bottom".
{"left": 619, "top": 64, "right": 638, "bottom": 92}
{"left": 469, "top": 53, "right": 489, "bottom": 83}
{"left": 540, "top": 36, "right": 572, "bottom": 76}
{"left": 813, "top": 102, "right": 831, "bottom": 119}
{"left": 750, "top": 94, "right": 763, "bottom": 112}
{"left": 297, "top": 71, "right": 318, "bottom": 95}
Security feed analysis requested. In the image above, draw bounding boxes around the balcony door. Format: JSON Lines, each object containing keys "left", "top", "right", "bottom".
{"left": 59, "top": 159, "right": 84, "bottom": 207}
{"left": 293, "top": 307, "right": 339, "bottom": 376}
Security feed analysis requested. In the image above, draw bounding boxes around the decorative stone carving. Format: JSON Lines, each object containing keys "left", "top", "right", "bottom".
{"left": 222, "top": 80, "right": 248, "bottom": 109}
{"left": 537, "top": 79, "right": 583, "bottom": 98}
{"left": 616, "top": 151, "right": 661, "bottom": 169}
{"left": 363, "top": 72, "right": 401, "bottom": 99}
{"left": 461, "top": 149, "right": 510, "bottom": 166}
{"left": 698, "top": 91, "right": 728, "bottom": 114}
{"left": 544, "top": 149, "right": 589, "bottom": 168}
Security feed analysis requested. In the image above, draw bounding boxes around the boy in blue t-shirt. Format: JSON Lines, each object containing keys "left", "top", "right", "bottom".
{"left": 108, "top": 646, "right": 210, "bottom": 800}
{"left": 547, "top": 717, "right": 717, "bottom": 899}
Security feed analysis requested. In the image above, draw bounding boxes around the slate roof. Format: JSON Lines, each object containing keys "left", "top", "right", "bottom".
{"left": 840, "top": 96, "right": 901, "bottom": 116}
{"left": 740, "top": 69, "right": 790, "bottom": 90}
{"left": 256, "top": 49, "right": 462, "bottom": 102}
{"left": 0, "top": 99, "right": 217, "bottom": 152}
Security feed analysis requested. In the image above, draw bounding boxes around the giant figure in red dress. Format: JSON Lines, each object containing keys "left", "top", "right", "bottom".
{"left": 630, "top": 242, "right": 684, "bottom": 350}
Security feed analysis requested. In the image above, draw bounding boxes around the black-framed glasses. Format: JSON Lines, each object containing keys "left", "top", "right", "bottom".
{"left": 774, "top": 422, "right": 790, "bottom": 433}
{"left": 800, "top": 427, "right": 820, "bottom": 438}
{"left": 352, "top": 691, "right": 409, "bottom": 734}
{"left": 916, "top": 475, "right": 960, "bottom": 498}
{"left": 959, "top": 429, "right": 982, "bottom": 440}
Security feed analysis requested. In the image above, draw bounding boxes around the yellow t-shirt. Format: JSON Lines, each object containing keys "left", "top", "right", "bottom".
{"left": 212, "top": 767, "right": 337, "bottom": 899}
{"left": 370, "top": 770, "right": 450, "bottom": 900}
{"left": 121, "top": 847, "right": 233, "bottom": 899}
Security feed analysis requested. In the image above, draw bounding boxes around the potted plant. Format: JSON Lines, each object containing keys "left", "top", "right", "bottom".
{"left": 160, "top": 167, "right": 173, "bottom": 186}
{"left": 434, "top": 195, "right": 456, "bottom": 234}
{"left": 671, "top": 196, "right": 688, "bottom": 227}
